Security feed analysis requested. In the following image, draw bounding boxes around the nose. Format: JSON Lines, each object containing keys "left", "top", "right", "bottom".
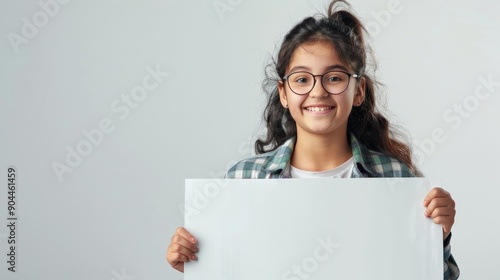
{"left": 309, "top": 75, "right": 329, "bottom": 98}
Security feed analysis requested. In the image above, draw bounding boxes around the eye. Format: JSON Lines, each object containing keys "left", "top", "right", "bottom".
{"left": 295, "top": 77, "right": 309, "bottom": 83}
{"left": 326, "top": 74, "right": 343, "bottom": 83}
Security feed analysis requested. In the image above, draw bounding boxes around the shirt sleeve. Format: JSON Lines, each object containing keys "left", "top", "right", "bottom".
{"left": 443, "top": 233, "right": 460, "bottom": 279}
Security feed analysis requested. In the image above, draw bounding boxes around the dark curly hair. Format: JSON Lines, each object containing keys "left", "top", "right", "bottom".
{"left": 255, "top": 0, "right": 421, "bottom": 175}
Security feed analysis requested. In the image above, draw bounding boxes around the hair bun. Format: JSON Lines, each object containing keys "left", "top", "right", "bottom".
{"left": 328, "top": 1, "right": 366, "bottom": 47}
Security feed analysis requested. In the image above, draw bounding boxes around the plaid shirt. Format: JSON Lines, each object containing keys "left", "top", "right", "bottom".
{"left": 226, "top": 134, "right": 460, "bottom": 280}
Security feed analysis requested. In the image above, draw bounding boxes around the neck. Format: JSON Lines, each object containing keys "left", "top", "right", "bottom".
{"left": 291, "top": 130, "right": 352, "bottom": 172}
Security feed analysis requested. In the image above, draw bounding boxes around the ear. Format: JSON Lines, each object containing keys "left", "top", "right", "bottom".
{"left": 353, "top": 77, "right": 366, "bottom": 106}
{"left": 278, "top": 80, "right": 288, "bottom": 108}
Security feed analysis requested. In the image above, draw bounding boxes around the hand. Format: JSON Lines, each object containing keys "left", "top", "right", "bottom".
{"left": 423, "top": 187, "right": 456, "bottom": 239}
{"left": 166, "top": 227, "right": 198, "bottom": 273}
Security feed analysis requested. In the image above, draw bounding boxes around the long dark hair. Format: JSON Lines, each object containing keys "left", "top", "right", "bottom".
{"left": 255, "top": 0, "right": 420, "bottom": 175}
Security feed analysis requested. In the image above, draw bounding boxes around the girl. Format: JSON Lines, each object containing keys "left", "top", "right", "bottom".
{"left": 167, "top": 1, "right": 459, "bottom": 279}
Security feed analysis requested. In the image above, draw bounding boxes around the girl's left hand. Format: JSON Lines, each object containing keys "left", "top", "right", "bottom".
{"left": 423, "top": 187, "right": 456, "bottom": 239}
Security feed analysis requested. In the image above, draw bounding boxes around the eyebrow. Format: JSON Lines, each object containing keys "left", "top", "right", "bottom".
{"left": 288, "top": 64, "right": 350, "bottom": 74}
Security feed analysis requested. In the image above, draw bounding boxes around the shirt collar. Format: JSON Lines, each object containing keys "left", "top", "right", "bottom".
{"left": 261, "top": 134, "right": 379, "bottom": 178}
{"left": 261, "top": 138, "right": 295, "bottom": 176}
{"left": 349, "top": 134, "right": 379, "bottom": 177}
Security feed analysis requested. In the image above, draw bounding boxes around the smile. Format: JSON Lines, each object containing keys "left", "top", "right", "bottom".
{"left": 305, "top": 106, "right": 334, "bottom": 112}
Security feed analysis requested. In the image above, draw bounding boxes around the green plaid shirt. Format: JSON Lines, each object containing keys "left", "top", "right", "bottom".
{"left": 226, "top": 134, "right": 460, "bottom": 280}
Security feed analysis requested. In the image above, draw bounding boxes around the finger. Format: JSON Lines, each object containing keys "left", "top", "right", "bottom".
{"left": 174, "top": 227, "right": 197, "bottom": 244}
{"left": 427, "top": 206, "right": 455, "bottom": 219}
{"left": 426, "top": 205, "right": 455, "bottom": 234}
{"left": 166, "top": 251, "right": 190, "bottom": 264}
{"left": 423, "top": 187, "right": 450, "bottom": 206}
{"left": 168, "top": 243, "right": 198, "bottom": 261}
{"left": 425, "top": 197, "right": 454, "bottom": 216}
{"left": 431, "top": 214, "right": 454, "bottom": 225}
{"left": 171, "top": 234, "right": 199, "bottom": 254}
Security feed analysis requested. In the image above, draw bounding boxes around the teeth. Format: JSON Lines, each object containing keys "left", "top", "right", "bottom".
{"left": 306, "top": 106, "right": 333, "bottom": 112}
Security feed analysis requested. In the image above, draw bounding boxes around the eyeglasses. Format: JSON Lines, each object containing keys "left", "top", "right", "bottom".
{"left": 282, "top": 70, "right": 360, "bottom": 95}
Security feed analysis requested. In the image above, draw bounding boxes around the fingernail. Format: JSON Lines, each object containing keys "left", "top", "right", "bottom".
{"left": 423, "top": 200, "right": 427, "bottom": 206}
{"left": 194, "top": 247, "right": 199, "bottom": 252}
{"left": 191, "top": 255, "right": 197, "bottom": 260}
{"left": 424, "top": 211, "right": 428, "bottom": 217}
{"left": 190, "top": 237, "right": 196, "bottom": 243}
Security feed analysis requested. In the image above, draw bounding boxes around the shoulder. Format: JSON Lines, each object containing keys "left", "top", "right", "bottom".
{"left": 350, "top": 135, "right": 416, "bottom": 178}
{"left": 362, "top": 148, "right": 415, "bottom": 177}
{"left": 225, "top": 138, "right": 295, "bottom": 179}
{"left": 225, "top": 154, "right": 274, "bottom": 179}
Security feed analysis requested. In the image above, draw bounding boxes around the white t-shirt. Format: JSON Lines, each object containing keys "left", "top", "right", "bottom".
{"left": 290, "top": 157, "right": 354, "bottom": 178}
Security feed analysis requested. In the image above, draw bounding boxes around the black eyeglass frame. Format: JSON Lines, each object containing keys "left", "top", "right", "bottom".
{"left": 282, "top": 70, "right": 361, "bottom": 95}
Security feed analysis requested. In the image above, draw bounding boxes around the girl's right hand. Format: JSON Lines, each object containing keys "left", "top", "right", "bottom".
{"left": 166, "top": 227, "right": 198, "bottom": 273}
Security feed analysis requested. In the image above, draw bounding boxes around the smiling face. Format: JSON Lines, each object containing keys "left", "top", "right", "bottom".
{"left": 278, "top": 40, "right": 365, "bottom": 140}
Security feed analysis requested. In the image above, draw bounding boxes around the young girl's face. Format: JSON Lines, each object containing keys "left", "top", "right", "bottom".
{"left": 278, "top": 41, "right": 365, "bottom": 139}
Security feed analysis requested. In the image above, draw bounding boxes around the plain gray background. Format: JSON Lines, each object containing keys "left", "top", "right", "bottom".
{"left": 0, "top": 0, "right": 499, "bottom": 279}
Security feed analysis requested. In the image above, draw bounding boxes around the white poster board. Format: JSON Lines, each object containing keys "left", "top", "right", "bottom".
{"left": 185, "top": 178, "right": 442, "bottom": 280}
